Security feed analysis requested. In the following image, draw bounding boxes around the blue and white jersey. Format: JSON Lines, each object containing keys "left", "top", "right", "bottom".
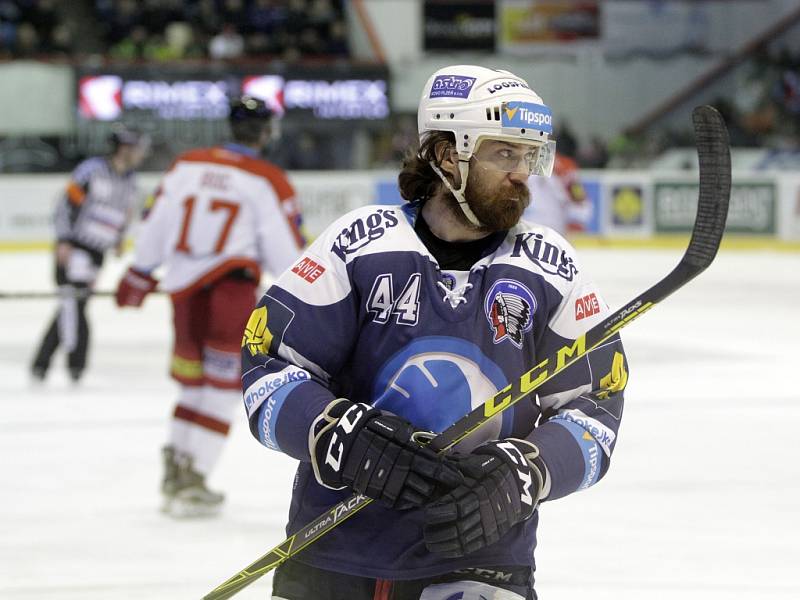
{"left": 241, "top": 202, "right": 627, "bottom": 580}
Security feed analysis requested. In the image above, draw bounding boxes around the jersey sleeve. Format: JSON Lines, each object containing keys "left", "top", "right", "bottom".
{"left": 241, "top": 217, "right": 357, "bottom": 461}
{"left": 252, "top": 168, "right": 306, "bottom": 275}
{"left": 53, "top": 158, "right": 98, "bottom": 242}
{"left": 525, "top": 253, "right": 627, "bottom": 501}
{"left": 130, "top": 172, "right": 176, "bottom": 273}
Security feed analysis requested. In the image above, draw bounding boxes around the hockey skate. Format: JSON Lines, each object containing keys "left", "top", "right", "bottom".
{"left": 161, "top": 446, "right": 224, "bottom": 518}
{"left": 30, "top": 366, "right": 47, "bottom": 383}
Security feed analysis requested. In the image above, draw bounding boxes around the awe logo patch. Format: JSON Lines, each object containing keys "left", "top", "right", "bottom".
{"left": 484, "top": 279, "right": 536, "bottom": 348}
{"left": 291, "top": 256, "right": 325, "bottom": 283}
{"left": 575, "top": 292, "right": 600, "bottom": 320}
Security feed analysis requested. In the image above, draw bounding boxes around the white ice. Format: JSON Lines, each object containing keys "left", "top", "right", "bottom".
{"left": 1, "top": 247, "right": 798, "bottom": 599}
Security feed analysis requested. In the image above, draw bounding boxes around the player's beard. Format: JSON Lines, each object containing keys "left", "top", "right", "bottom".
{"left": 462, "top": 167, "right": 530, "bottom": 232}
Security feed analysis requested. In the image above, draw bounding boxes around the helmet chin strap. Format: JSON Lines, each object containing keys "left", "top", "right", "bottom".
{"left": 429, "top": 160, "right": 484, "bottom": 228}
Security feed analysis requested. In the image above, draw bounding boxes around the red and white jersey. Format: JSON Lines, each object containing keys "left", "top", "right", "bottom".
{"left": 524, "top": 154, "right": 591, "bottom": 235}
{"left": 132, "top": 145, "right": 305, "bottom": 297}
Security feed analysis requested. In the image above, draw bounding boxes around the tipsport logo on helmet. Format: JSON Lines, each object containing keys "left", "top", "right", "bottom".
{"left": 502, "top": 102, "right": 553, "bottom": 134}
{"left": 430, "top": 75, "right": 477, "bottom": 99}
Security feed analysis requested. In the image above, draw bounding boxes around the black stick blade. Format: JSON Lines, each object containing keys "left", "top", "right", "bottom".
{"left": 685, "top": 105, "right": 731, "bottom": 270}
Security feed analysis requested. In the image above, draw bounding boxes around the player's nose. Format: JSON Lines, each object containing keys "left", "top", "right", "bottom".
{"left": 507, "top": 169, "right": 528, "bottom": 184}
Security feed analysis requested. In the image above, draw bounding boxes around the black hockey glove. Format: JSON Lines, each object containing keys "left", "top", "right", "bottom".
{"left": 309, "top": 399, "right": 463, "bottom": 510}
{"left": 423, "top": 438, "right": 546, "bottom": 558}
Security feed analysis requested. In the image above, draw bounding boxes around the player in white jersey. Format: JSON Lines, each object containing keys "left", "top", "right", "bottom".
{"left": 523, "top": 153, "right": 591, "bottom": 235}
{"left": 243, "top": 66, "right": 627, "bottom": 599}
{"left": 31, "top": 127, "right": 148, "bottom": 383}
{"left": 116, "top": 96, "right": 306, "bottom": 516}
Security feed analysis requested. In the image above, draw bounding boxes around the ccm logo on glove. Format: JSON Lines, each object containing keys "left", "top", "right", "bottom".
{"left": 310, "top": 399, "right": 462, "bottom": 510}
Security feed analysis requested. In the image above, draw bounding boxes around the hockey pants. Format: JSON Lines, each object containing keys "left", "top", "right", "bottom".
{"left": 271, "top": 559, "right": 536, "bottom": 600}
{"left": 32, "top": 282, "right": 92, "bottom": 375}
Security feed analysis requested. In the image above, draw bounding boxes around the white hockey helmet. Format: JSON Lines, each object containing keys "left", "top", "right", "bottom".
{"left": 417, "top": 65, "right": 556, "bottom": 226}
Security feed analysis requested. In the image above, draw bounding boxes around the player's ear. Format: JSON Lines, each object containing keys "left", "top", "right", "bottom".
{"left": 436, "top": 142, "right": 461, "bottom": 188}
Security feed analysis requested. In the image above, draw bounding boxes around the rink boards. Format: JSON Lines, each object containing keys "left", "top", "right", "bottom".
{"left": 1, "top": 169, "right": 800, "bottom": 251}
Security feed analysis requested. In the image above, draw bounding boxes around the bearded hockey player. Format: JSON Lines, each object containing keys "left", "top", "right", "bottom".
{"left": 241, "top": 65, "right": 627, "bottom": 599}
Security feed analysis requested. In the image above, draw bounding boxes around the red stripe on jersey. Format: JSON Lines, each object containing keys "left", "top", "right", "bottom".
{"left": 203, "top": 374, "right": 242, "bottom": 390}
{"left": 173, "top": 405, "right": 230, "bottom": 435}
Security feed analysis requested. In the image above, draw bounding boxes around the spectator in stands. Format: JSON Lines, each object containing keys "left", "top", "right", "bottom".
{"left": 26, "top": 0, "right": 57, "bottom": 44}
{"left": 308, "top": 0, "right": 337, "bottom": 30}
{"left": 0, "top": 24, "right": 16, "bottom": 59}
{"left": 209, "top": 22, "right": 244, "bottom": 59}
{"left": 164, "top": 21, "right": 201, "bottom": 59}
{"left": 286, "top": 0, "right": 309, "bottom": 36}
{"left": 248, "top": 0, "right": 286, "bottom": 36}
{"left": 142, "top": 0, "right": 182, "bottom": 36}
{"left": 48, "top": 22, "right": 74, "bottom": 56}
{"left": 245, "top": 30, "right": 270, "bottom": 56}
{"left": 298, "top": 26, "right": 324, "bottom": 56}
{"left": 220, "top": 0, "right": 247, "bottom": 31}
{"left": 106, "top": 0, "right": 140, "bottom": 45}
{"left": 326, "top": 18, "right": 348, "bottom": 57}
{"left": 187, "top": 0, "right": 219, "bottom": 38}
{"left": 1, "top": 0, "right": 79, "bottom": 58}
{"left": 13, "top": 21, "right": 38, "bottom": 57}
{"left": 110, "top": 24, "right": 148, "bottom": 60}
{"left": 142, "top": 33, "right": 176, "bottom": 61}
{"left": 0, "top": 0, "right": 20, "bottom": 27}
{"left": 93, "top": 0, "right": 349, "bottom": 61}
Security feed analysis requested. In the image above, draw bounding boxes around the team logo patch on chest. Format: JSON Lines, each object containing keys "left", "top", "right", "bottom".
{"left": 484, "top": 279, "right": 536, "bottom": 348}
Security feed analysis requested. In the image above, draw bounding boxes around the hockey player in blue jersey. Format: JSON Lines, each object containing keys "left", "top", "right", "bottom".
{"left": 241, "top": 65, "right": 628, "bottom": 599}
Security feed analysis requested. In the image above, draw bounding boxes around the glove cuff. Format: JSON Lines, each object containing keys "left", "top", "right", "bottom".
{"left": 506, "top": 438, "right": 550, "bottom": 504}
{"left": 308, "top": 398, "right": 377, "bottom": 490}
{"left": 309, "top": 398, "right": 352, "bottom": 490}
{"left": 489, "top": 438, "right": 548, "bottom": 512}
{"left": 125, "top": 268, "right": 157, "bottom": 290}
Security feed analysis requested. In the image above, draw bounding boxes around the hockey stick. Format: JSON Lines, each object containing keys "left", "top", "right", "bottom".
{"left": 0, "top": 290, "right": 115, "bottom": 300}
{"left": 0, "top": 290, "right": 167, "bottom": 300}
{"left": 203, "top": 105, "right": 731, "bottom": 600}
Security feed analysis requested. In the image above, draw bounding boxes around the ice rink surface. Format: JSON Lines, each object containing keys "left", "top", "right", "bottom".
{"left": 1, "top": 247, "right": 798, "bottom": 600}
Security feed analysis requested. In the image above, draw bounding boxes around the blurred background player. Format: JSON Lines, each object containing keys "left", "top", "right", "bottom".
{"left": 115, "top": 95, "right": 306, "bottom": 517}
{"left": 30, "top": 126, "right": 149, "bottom": 383}
{"left": 523, "top": 152, "right": 591, "bottom": 235}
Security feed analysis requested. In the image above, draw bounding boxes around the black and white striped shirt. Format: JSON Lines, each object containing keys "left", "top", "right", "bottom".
{"left": 54, "top": 157, "right": 139, "bottom": 252}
